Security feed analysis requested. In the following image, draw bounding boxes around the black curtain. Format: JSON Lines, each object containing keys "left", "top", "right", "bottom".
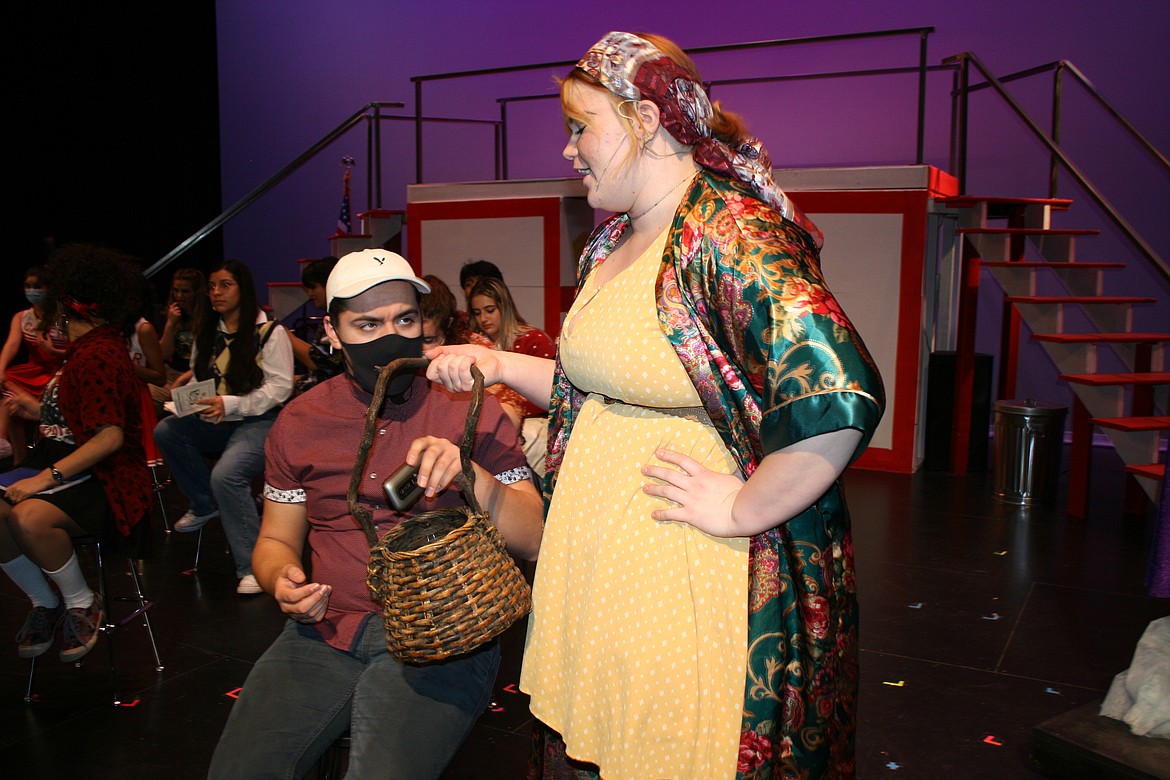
{"left": 6, "top": 2, "right": 223, "bottom": 316}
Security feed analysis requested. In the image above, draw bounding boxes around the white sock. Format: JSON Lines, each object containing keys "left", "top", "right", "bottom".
{"left": 43, "top": 553, "right": 94, "bottom": 610}
{"left": 1, "top": 555, "right": 60, "bottom": 609}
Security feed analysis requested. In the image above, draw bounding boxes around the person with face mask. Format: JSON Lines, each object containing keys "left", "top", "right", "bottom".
{"left": 152, "top": 259, "right": 295, "bottom": 595}
{"left": 206, "top": 248, "right": 542, "bottom": 779}
{"left": 0, "top": 266, "right": 70, "bottom": 462}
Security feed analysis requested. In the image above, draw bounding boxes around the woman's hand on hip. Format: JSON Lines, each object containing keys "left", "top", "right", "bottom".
{"left": 641, "top": 448, "right": 745, "bottom": 537}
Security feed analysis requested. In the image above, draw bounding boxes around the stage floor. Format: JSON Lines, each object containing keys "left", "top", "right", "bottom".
{"left": 1, "top": 445, "right": 1165, "bottom": 778}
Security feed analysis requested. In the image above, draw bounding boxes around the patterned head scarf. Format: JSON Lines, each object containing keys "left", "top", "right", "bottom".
{"left": 575, "top": 31, "right": 822, "bottom": 246}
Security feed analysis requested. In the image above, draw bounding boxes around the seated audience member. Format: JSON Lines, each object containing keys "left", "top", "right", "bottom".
{"left": 152, "top": 268, "right": 206, "bottom": 412}
{"left": 153, "top": 259, "right": 294, "bottom": 595}
{"left": 126, "top": 279, "right": 167, "bottom": 388}
{"left": 468, "top": 277, "right": 556, "bottom": 475}
{"left": 458, "top": 259, "right": 504, "bottom": 303}
{"left": 289, "top": 255, "right": 343, "bottom": 392}
{"left": 207, "top": 248, "right": 542, "bottom": 778}
{"left": 0, "top": 266, "right": 69, "bottom": 461}
{"left": 0, "top": 244, "right": 152, "bottom": 662}
{"left": 420, "top": 274, "right": 491, "bottom": 350}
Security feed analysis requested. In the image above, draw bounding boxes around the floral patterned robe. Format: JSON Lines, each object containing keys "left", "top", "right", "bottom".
{"left": 542, "top": 171, "right": 884, "bottom": 779}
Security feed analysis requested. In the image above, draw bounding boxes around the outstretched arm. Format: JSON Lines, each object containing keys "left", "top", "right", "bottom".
{"left": 425, "top": 344, "right": 555, "bottom": 411}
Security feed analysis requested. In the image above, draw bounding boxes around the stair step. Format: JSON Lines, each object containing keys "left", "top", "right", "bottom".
{"left": 1060, "top": 372, "right": 1170, "bottom": 387}
{"left": 942, "top": 195, "right": 1073, "bottom": 210}
{"left": 1005, "top": 296, "right": 1156, "bottom": 305}
{"left": 1125, "top": 463, "right": 1165, "bottom": 481}
{"left": 981, "top": 261, "right": 1125, "bottom": 269}
{"left": 1092, "top": 416, "right": 1170, "bottom": 432}
{"left": 958, "top": 227, "right": 1099, "bottom": 236}
{"left": 1033, "top": 332, "right": 1170, "bottom": 344}
{"left": 357, "top": 208, "right": 405, "bottom": 218}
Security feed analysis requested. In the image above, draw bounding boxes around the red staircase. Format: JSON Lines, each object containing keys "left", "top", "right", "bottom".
{"left": 944, "top": 195, "right": 1169, "bottom": 518}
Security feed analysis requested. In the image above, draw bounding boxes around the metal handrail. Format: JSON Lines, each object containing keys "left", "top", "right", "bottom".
{"left": 415, "top": 27, "right": 935, "bottom": 182}
{"left": 148, "top": 102, "right": 400, "bottom": 277}
{"left": 945, "top": 51, "right": 1168, "bottom": 284}
{"left": 957, "top": 59, "right": 1170, "bottom": 194}
{"left": 148, "top": 102, "right": 505, "bottom": 276}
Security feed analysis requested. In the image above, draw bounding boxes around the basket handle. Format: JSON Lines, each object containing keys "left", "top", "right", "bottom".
{"left": 347, "top": 355, "right": 485, "bottom": 545}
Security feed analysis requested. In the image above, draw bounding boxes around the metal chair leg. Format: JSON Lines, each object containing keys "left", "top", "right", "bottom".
{"left": 150, "top": 463, "right": 172, "bottom": 533}
{"left": 127, "top": 560, "right": 164, "bottom": 672}
{"left": 25, "top": 538, "right": 165, "bottom": 706}
{"left": 25, "top": 656, "right": 37, "bottom": 703}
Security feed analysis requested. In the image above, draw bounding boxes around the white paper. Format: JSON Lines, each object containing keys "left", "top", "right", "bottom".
{"left": 170, "top": 378, "right": 217, "bottom": 418}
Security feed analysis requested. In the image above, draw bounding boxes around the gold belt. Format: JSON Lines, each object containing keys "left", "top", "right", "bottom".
{"left": 598, "top": 394, "right": 712, "bottom": 426}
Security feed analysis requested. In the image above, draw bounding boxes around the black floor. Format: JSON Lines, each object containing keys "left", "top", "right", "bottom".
{"left": 1, "top": 445, "right": 1166, "bottom": 779}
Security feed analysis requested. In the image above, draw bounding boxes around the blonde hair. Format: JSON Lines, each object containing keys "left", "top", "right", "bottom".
{"left": 468, "top": 277, "right": 529, "bottom": 352}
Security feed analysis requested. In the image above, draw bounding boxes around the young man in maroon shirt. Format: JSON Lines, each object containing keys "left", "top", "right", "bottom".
{"left": 209, "top": 249, "right": 543, "bottom": 779}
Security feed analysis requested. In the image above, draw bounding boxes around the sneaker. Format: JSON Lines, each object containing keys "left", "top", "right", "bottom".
{"left": 59, "top": 594, "right": 103, "bottom": 663}
{"left": 0, "top": 438, "right": 12, "bottom": 460}
{"left": 174, "top": 508, "right": 219, "bottom": 533}
{"left": 236, "top": 574, "right": 263, "bottom": 595}
{"left": 16, "top": 603, "right": 65, "bottom": 658}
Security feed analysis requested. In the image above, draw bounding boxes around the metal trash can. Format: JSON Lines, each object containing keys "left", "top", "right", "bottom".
{"left": 992, "top": 399, "right": 1068, "bottom": 505}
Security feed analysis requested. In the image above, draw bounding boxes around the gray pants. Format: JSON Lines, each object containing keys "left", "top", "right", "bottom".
{"left": 209, "top": 616, "right": 500, "bottom": 779}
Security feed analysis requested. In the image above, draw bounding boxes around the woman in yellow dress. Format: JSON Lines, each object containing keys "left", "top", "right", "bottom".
{"left": 428, "top": 32, "right": 884, "bottom": 780}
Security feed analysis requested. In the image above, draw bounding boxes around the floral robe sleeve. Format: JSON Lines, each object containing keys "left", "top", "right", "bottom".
{"left": 545, "top": 171, "right": 884, "bottom": 779}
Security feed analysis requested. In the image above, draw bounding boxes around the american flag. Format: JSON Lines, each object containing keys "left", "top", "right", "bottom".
{"left": 337, "top": 156, "right": 354, "bottom": 235}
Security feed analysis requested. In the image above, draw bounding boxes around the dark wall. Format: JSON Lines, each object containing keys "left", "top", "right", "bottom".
{"left": 6, "top": 3, "right": 222, "bottom": 316}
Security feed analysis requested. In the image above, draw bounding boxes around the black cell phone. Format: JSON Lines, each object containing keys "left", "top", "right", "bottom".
{"left": 383, "top": 461, "right": 424, "bottom": 512}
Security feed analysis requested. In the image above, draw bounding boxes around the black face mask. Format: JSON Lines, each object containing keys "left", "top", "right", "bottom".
{"left": 340, "top": 333, "right": 423, "bottom": 399}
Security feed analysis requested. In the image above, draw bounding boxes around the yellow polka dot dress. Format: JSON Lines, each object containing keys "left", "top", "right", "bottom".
{"left": 521, "top": 227, "right": 749, "bottom": 780}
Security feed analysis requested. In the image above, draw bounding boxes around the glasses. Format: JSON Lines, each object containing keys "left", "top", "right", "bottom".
{"left": 208, "top": 280, "right": 237, "bottom": 292}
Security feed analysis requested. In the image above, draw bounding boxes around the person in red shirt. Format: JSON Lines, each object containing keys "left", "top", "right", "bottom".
{"left": 0, "top": 245, "right": 151, "bottom": 664}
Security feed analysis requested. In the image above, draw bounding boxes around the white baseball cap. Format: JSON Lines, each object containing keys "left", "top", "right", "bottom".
{"left": 325, "top": 248, "right": 431, "bottom": 309}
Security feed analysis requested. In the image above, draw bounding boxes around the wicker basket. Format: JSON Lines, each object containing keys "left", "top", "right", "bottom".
{"left": 347, "top": 357, "right": 532, "bottom": 664}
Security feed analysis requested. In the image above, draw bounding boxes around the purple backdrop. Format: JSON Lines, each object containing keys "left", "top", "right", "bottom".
{"left": 214, "top": 0, "right": 1169, "bottom": 413}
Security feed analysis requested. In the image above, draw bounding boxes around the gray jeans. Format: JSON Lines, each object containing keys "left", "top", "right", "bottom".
{"left": 208, "top": 616, "right": 500, "bottom": 779}
{"left": 153, "top": 410, "right": 276, "bottom": 578}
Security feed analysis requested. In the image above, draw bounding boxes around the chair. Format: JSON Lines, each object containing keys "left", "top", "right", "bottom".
{"left": 139, "top": 385, "right": 172, "bottom": 533}
{"left": 25, "top": 534, "right": 164, "bottom": 706}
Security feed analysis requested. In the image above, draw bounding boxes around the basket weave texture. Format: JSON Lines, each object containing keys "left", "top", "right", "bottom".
{"left": 348, "top": 357, "right": 532, "bottom": 664}
{"left": 367, "top": 507, "right": 532, "bottom": 663}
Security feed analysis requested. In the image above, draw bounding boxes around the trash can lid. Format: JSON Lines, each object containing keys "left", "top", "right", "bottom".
{"left": 993, "top": 398, "right": 1068, "bottom": 416}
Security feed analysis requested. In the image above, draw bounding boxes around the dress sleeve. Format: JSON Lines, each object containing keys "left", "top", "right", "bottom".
{"left": 744, "top": 221, "right": 879, "bottom": 463}
{"left": 698, "top": 199, "right": 885, "bottom": 463}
